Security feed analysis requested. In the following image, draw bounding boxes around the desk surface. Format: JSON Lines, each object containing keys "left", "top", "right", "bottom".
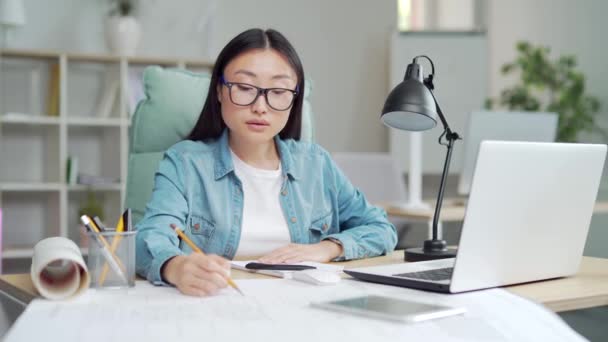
{"left": 1, "top": 251, "right": 607, "bottom": 313}
{"left": 384, "top": 200, "right": 608, "bottom": 222}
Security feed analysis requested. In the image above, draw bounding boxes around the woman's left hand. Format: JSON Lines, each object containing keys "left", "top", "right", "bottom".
{"left": 258, "top": 240, "right": 343, "bottom": 264}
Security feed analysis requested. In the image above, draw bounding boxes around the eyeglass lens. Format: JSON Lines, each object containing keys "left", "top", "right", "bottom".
{"left": 229, "top": 83, "right": 295, "bottom": 111}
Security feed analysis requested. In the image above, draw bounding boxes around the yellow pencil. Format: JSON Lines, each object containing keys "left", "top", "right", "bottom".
{"left": 80, "top": 215, "right": 127, "bottom": 284}
{"left": 170, "top": 224, "right": 244, "bottom": 296}
{"left": 99, "top": 211, "right": 126, "bottom": 285}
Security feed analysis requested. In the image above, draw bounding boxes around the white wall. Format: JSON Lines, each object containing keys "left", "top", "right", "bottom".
{"left": 5, "top": 0, "right": 396, "bottom": 153}
{"left": 4, "top": 0, "right": 607, "bottom": 155}
{"left": 487, "top": 0, "right": 608, "bottom": 143}
{"left": 389, "top": 33, "right": 487, "bottom": 174}
{"left": 436, "top": 0, "right": 475, "bottom": 31}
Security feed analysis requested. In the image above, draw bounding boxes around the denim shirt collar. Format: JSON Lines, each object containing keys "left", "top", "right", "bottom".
{"left": 213, "top": 129, "right": 298, "bottom": 181}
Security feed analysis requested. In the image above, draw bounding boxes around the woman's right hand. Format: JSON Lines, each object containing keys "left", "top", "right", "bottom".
{"left": 162, "top": 253, "right": 231, "bottom": 296}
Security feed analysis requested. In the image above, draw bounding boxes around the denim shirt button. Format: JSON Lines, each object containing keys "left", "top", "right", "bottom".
{"left": 281, "top": 190, "right": 288, "bottom": 196}
{"left": 193, "top": 223, "right": 200, "bottom": 230}
{"left": 322, "top": 223, "right": 328, "bottom": 231}
{"left": 290, "top": 217, "right": 297, "bottom": 223}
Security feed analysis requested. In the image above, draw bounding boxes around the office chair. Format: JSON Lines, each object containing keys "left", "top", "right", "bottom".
{"left": 125, "top": 66, "right": 315, "bottom": 225}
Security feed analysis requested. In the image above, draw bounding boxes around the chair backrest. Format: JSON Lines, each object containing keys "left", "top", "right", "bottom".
{"left": 331, "top": 152, "right": 407, "bottom": 204}
{"left": 125, "top": 66, "right": 315, "bottom": 224}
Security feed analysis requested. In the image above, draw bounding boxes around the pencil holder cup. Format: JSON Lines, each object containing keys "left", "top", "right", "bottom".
{"left": 87, "top": 230, "right": 137, "bottom": 289}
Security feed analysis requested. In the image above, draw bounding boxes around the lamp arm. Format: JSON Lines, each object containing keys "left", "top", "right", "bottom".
{"left": 427, "top": 89, "right": 461, "bottom": 248}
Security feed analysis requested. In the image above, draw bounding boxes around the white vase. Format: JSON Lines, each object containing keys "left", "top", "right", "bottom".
{"left": 105, "top": 15, "right": 141, "bottom": 56}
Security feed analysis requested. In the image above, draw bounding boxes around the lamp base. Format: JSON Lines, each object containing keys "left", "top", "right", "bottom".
{"left": 404, "top": 239, "right": 457, "bottom": 262}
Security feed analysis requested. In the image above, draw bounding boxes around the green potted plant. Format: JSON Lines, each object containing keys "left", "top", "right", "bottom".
{"left": 486, "top": 41, "right": 604, "bottom": 142}
{"left": 105, "top": 0, "right": 141, "bottom": 56}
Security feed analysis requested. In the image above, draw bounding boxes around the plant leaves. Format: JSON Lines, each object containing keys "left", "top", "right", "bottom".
{"left": 489, "top": 41, "right": 602, "bottom": 142}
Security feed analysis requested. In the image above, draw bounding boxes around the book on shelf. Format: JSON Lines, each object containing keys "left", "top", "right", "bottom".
{"left": 77, "top": 174, "right": 120, "bottom": 186}
{"left": 93, "top": 68, "right": 145, "bottom": 118}
{"left": 66, "top": 156, "right": 79, "bottom": 185}
{"left": 46, "top": 63, "right": 60, "bottom": 117}
{"left": 94, "top": 79, "right": 120, "bottom": 118}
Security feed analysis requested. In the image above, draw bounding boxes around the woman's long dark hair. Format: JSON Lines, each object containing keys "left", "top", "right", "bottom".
{"left": 187, "top": 28, "right": 305, "bottom": 142}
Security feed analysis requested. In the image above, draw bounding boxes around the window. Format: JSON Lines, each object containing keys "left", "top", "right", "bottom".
{"left": 398, "top": 0, "right": 485, "bottom": 32}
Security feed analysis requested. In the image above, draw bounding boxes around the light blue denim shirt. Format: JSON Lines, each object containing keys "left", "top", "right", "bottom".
{"left": 135, "top": 130, "right": 397, "bottom": 285}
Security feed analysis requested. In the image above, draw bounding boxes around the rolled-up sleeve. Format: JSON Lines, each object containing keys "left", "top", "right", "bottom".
{"left": 322, "top": 151, "right": 398, "bottom": 260}
{"left": 135, "top": 150, "right": 188, "bottom": 285}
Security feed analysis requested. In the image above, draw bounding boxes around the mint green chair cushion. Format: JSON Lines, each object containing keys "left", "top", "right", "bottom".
{"left": 126, "top": 66, "right": 315, "bottom": 224}
{"left": 130, "top": 68, "right": 210, "bottom": 153}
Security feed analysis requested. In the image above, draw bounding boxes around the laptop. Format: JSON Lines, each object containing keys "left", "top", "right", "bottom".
{"left": 345, "top": 141, "right": 606, "bottom": 293}
{"left": 457, "top": 111, "right": 558, "bottom": 196}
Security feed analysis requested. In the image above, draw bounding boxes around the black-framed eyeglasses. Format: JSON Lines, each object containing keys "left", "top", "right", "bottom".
{"left": 220, "top": 76, "right": 299, "bottom": 111}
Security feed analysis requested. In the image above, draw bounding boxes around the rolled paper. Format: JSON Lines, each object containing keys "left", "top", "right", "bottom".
{"left": 31, "top": 237, "right": 90, "bottom": 300}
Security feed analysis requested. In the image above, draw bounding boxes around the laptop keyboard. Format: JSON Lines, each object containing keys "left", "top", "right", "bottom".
{"left": 393, "top": 267, "right": 454, "bottom": 281}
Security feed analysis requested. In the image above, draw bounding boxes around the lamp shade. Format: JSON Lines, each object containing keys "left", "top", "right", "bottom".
{"left": 0, "top": 0, "right": 26, "bottom": 26}
{"left": 381, "top": 63, "right": 437, "bottom": 131}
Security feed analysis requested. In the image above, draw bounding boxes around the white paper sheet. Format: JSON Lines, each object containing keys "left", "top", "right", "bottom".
{"left": 5, "top": 279, "right": 585, "bottom": 342}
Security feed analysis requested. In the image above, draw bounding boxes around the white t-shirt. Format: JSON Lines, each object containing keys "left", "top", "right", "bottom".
{"left": 231, "top": 149, "right": 291, "bottom": 258}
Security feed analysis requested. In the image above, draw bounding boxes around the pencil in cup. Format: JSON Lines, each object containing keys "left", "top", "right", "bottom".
{"left": 169, "top": 224, "right": 244, "bottom": 296}
{"left": 80, "top": 215, "right": 128, "bottom": 285}
{"left": 98, "top": 209, "right": 135, "bottom": 285}
{"left": 99, "top": 218, "right": 124, "bottom": 286}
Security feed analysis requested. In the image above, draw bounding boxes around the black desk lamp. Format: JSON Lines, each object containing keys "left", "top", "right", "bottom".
{"left": 381, "top": 55, "right": 461, "bottom": 262}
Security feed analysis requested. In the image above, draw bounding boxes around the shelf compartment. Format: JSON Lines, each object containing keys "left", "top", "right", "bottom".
{"left": 67, "top": 125, "right": 122, "bottom": 184}
{"left": 0, "top": 57, "right": 59, "bottom": 117}
{"left": 66, "top": 60, "right": 123, "bottom": 119}
{"left": 1, "top": 191, "right": 61, "bottom": 250}
{"left": 0, "top": 124, "right": 60, "bottom": 183}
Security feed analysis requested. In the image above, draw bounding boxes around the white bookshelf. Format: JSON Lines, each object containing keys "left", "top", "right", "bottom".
{"left": 0, "top": 49, "right": 213, "bottom": 261}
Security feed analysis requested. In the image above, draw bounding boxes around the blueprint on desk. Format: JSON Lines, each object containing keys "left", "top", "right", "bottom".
{"left": 5, "top": 278, "right": 585, "bottom": 342}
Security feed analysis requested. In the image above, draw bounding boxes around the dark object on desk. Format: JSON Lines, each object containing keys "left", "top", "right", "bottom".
{"left": 122, "top": 208, "right": 133, "bottom": 231}
{"left": 245, "top": 262, "right": 316, "bottom": 271}
{"left": 381, "top": 55, "right": 459, "bottom": 262}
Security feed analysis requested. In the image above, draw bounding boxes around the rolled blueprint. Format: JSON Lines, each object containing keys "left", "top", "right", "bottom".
{"left": 30, "top": 237, "right": 90, "bottom": 300}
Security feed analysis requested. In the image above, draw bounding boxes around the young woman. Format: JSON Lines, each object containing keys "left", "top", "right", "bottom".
{"left": 135, "top": 28, "right": 397, "bottom": 296}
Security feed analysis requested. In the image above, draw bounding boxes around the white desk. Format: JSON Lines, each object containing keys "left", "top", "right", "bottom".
{"left": 2, "top": 251, "right": 607, "bottom": 312}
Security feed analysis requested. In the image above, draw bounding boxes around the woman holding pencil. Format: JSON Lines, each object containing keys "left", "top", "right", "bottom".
{"left": 135, "top": 28, "right": 397, "bottom": 296}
